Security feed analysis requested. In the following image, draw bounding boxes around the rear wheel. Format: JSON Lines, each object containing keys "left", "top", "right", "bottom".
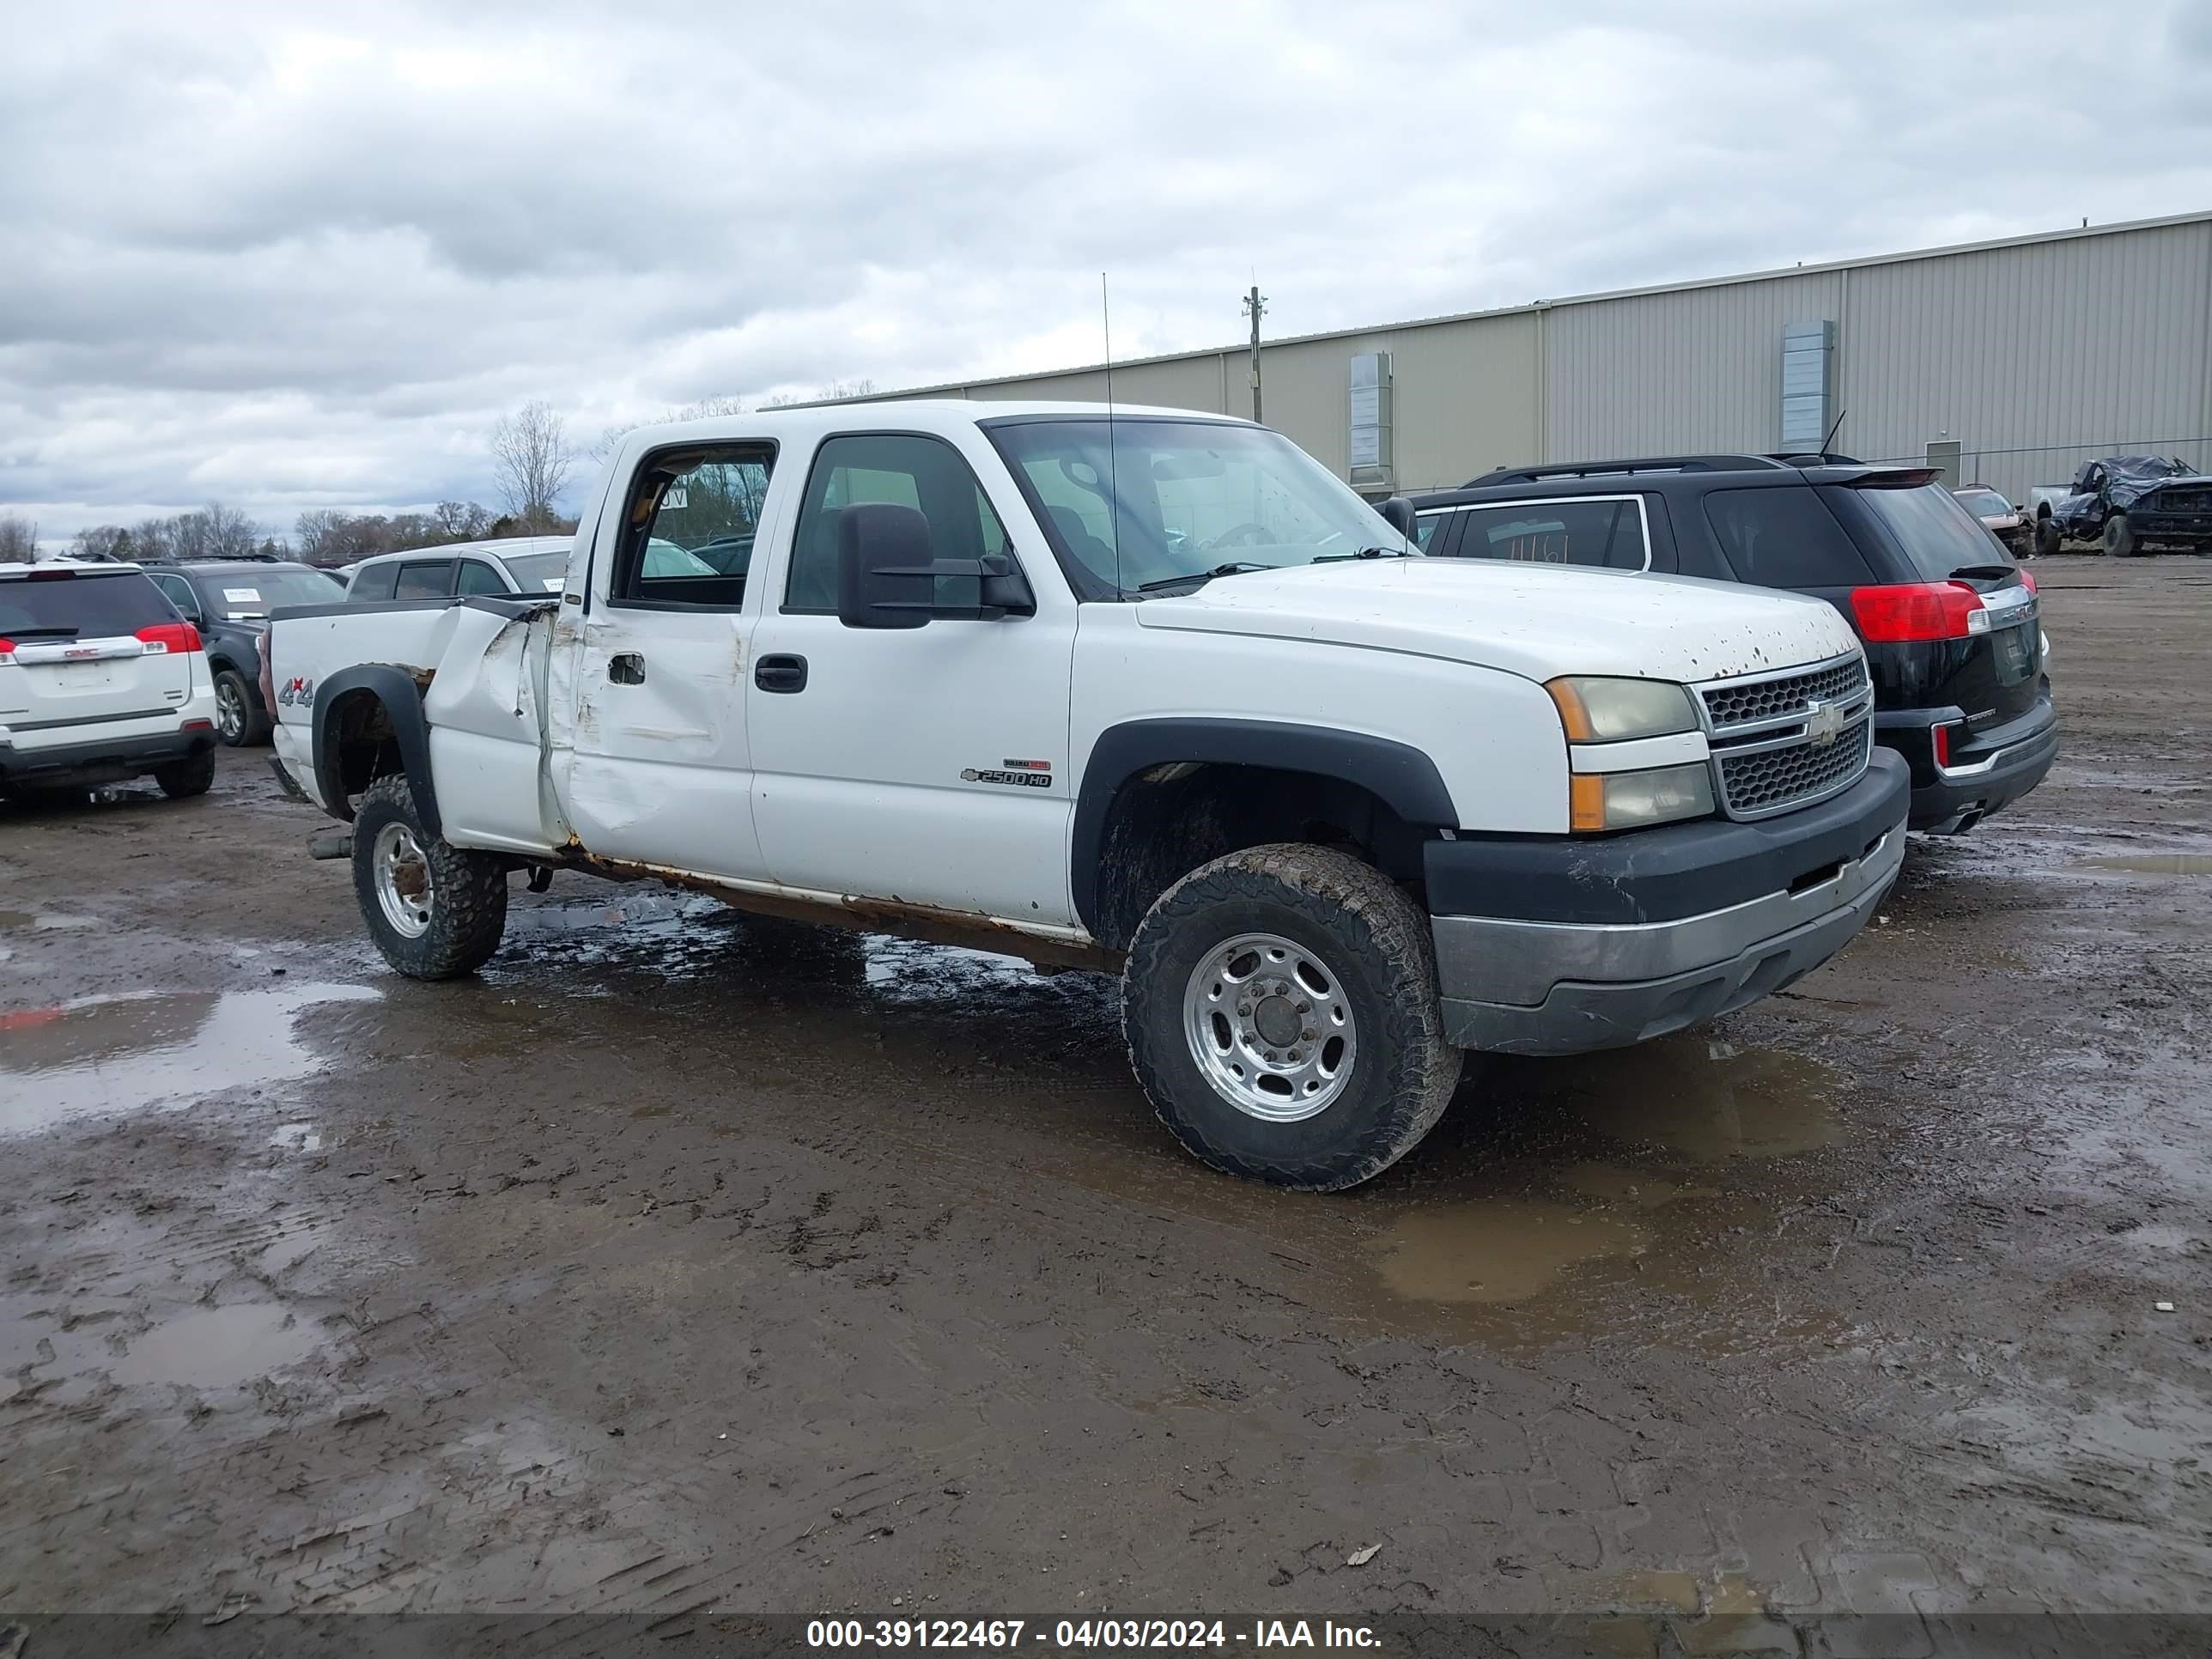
{"left": 213, "top": 669, "right": 270, "bottom": 746}
{"left": 1121, "top": 842, "right": 1462, "bottom": 1191}
{"left": 153, "top": 749, "right": 216, "bottom": 799}
{"left": 351, "top": 774, "right": 509, "bottom": 978}
{"left": 2102, "top": 514, "right": 2136, "bottom": 559}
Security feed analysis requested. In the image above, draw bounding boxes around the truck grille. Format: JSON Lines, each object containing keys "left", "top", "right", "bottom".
{"left": 1700, "top": 657, "right": 1869, "bottom": 731}
{"left": 1717, "top": 719, "right": 1872, "bottom": 817}
{"left": 1696, "top": 653, "right": 1874, "bottom": 820}
{"left": 2154, "top": 487, "right": 2212, "bottom": 514}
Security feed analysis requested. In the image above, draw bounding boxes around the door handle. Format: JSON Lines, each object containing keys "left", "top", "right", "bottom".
{"left": 608, "top": 652, "right": 645, "bottom": 685}
{"left": 754, "top": 653, "right": 808, "bottom": 694}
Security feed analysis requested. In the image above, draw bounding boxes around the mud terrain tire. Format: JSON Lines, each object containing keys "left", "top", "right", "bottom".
{"left": 153, "top": 749, "right": 216, "bottom": 799}
{"left": 1122, "top": 842, "right": 1462, "bottom": 1191}
{"left": 2102, "top": 514, "right": 2136, "bottom": 558}
{"left": 351, "top": 773, "right": 509, "bottom": 979}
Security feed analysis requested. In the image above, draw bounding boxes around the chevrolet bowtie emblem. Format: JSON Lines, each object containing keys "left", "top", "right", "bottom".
{"left": 1805, "top": 698, "right": 1844, "bottom": 746}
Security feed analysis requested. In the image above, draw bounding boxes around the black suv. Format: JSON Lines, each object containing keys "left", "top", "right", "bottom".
{"left": 141, "top": 562, "right": 344, "bottom": 746}
{"left": 1407, "top": 454, "right": 2056, "bottom": 834}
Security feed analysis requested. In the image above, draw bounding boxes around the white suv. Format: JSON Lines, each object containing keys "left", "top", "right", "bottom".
{"left": 0, "top": 562, "right": 222, "bottom": 800}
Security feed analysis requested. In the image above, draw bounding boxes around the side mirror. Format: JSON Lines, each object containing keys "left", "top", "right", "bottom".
{"left": 836, "top": 502, "right": 1035, "bottom": 629}
{"left": 1374, "top": 495, "right": 1418, "bottom": 542}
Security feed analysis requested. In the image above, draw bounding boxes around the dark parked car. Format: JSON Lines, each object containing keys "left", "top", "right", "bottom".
{"left": 142, "top": 562, "right": 344, "bottom": 745}
{"left": 2039, "top": 454, "right": 2212, "bottom": 557}
{"left": 1409, "top": 453, "right": 2055, "bottom": 835}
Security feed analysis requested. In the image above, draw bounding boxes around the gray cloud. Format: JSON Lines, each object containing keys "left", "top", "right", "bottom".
{"left": 3, "top": 0, "right": 2209, "bottom": 543}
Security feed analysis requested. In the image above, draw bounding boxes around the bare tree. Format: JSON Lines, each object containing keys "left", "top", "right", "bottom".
{"left": 434, "top": 500, "right": 495, "bottom": 541}
{"left": 491, "top": 400, "right": 575, "bottom": 532}
{"left": 592, "top": 394, "right": 749, "bottom": 461}
{"left": 0, "top": 514, "right": 42, "bottom": 561}
{"left": 760, "top": 378, "right": 878, "bottom": 410}
{"left": 69, "top": 525, "right": 132, "bottom": 561}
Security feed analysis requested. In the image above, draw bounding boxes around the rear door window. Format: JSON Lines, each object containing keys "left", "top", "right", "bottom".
{"left": 392, "top": 560, "right": 455, "bottom": 600}
{"left": 348, "top": 562, "right": 399, "bottom": 602}
{"left": 1702, "top": 486, "right": 1873, "bottom": 587}
{"left": 1850, "top": 483, "right": 2014, "bottom": 580}
{"left": 1449, "top": 496, "right": 1650, "bottom": 570}
{"left": 456, "top": 559, "right": 508, "bottom": 596}
{"left": 0, "top": 569, "right": 173, "bottom": 639}
{"left": 145, "top": 570, "right": 200, "bottom": 620}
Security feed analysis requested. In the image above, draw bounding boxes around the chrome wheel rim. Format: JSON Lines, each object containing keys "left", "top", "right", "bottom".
{"left": 373, "top": 822, "right": 434, "bottom": 939}
{"left": 1182, "top": 931, "right": 1356, "bottom": 1122}
{"left": 216, "top": 679, "right": 246, "bottom": 742}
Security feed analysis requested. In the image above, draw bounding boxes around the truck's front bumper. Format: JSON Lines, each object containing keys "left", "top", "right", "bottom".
{"left": 1425, "top": 750, "right": 1910, "bottom": 1056}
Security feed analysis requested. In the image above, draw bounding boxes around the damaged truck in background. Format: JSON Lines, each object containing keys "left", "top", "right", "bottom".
{"left": 264, "top": 400, "right": 1909, "bottom": 1191}
{"left": 2036, "top": 453, "right": 2212, "bottom": 556}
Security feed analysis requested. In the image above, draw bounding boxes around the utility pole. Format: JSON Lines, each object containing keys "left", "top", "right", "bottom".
{"left": 1243, "top": 285, "right": 1267, "bottom": 423}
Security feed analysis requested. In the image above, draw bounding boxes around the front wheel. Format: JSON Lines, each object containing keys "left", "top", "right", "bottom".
{"left": 350, "top": 773, "right": 510, "bottom": 978}
{"left": 2034, "top": 519, "right": 2061, "bottom": 558}
{"left": 1121, "top": 843, "right": 1462, "bottom": 1191}
{"left": 2102, "top": 514, "right": 2136, "bottom": 558}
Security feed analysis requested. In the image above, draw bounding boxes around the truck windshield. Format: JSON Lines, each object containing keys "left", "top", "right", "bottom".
{"left": 986, "top": 418, "right": 1413, "bottom": 598}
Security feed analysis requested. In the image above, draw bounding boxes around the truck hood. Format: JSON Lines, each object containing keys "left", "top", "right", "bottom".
{"left": 1132, "top": 558, "right": 1858, "bottom": 684}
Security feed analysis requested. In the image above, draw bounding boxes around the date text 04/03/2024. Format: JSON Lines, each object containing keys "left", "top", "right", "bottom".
{"left": 805, "top": 1620, "right": 1381, "bottom": 1649}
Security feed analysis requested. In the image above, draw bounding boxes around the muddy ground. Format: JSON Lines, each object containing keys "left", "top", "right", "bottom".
{"left": 2, "top": 555, "right": 2208, "bottom": 1644}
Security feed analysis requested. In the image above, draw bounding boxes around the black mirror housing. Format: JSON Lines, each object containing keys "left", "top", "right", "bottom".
{"left": 836, "top": 502, "right": 1037, "bottom": 630}
{"left": 1375, "top": 495, "right": 1418, "bottom": 542}
{"left": 837, "top": 502, "right": 934, "bottom": 629}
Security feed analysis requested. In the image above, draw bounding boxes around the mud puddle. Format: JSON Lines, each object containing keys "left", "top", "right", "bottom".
{"left": 0, "top": 910, "right": 99, "bottom": 931}
{"left": 3, "top": 1297, "right": 324, "bottom": 1398}
{"left": 1533, "top": 1036, "right": 1844, "bottom": 1160}
{"left": 0, "top": 981, "right": 379, "bottom": 1135}
{"left": 2078, "top": 853, "right": 2212, "bottom": 876}
{"left": 107, "top": 1304, "right": 321, "bottom": 1388}
{"left": 1376, "top": 1198, "right": 1650, "bottom": 1303}
{"left": 1344, "top": 1036, "right": 1848, "bottom": 1343}
{"left": 507, "top": 891, "right": 724, "bottom": 933}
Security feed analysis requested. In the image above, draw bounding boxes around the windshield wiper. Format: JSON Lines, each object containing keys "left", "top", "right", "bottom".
{"left": 1309, "top": 545, "right": 1408, "bottom": 563}
{"left": 1135, "top": 562, "right": 1274, "bottom": 593}
{"left": 3, "top": 625, "right": 81, "bottom": 639}
{"left": 1949, "top": 564, "right": 2017, "bottom": 582}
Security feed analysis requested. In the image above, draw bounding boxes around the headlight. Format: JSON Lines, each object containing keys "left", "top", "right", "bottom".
{"left": 1546, "top": 677, "right": 1699, "bottom": 741}
{"left": 1570, "top": 763, "right": 1716, "bottom": 832}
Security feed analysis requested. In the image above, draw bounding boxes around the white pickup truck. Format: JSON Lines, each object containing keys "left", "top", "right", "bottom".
{"left": 268, "top": 401, "right": 1908, "bottom": 1189}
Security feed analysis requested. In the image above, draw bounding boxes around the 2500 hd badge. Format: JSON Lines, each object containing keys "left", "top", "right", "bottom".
{"left": 962, "top": 759, "right": 1054, "bottom": 788}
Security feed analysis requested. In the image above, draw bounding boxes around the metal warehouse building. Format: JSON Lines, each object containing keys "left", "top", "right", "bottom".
{"left": 869, "top": 210, "right": 2212, "bottom": 507}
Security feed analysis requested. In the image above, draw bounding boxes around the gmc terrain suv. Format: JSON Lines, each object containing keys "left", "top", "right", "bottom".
{"left": 0, "top": 561, "right": 222, "bottom": 800}
{"left": 1410, "top": 454, "right": 2056, "bottom": 834}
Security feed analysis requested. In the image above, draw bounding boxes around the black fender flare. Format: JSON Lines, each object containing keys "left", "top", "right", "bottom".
{"left": 1069, "top": 717, "right": 1458, "bottom": 938}
{"left": 310, "top": 665, "right": 441, "bottom": 839}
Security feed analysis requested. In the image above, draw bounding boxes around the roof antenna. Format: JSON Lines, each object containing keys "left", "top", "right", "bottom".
{"left": 1103, "top": 271, "right": 1121, "bottom": 595}
{"left": 1820, "top": 405, "right": 1848, "bottom": 458}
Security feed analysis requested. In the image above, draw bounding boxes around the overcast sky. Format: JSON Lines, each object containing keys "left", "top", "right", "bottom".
{"left": 3, "top": 1, "right": 2209, "bottom": 544}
